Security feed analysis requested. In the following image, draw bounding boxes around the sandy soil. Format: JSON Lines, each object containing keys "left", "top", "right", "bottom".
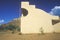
{"left": 0, "top": 33, "right": 60, "bottom": 40}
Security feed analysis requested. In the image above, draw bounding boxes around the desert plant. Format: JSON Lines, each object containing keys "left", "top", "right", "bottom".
{"left": 40, "top": 27, "right": 44, "bottom": 35}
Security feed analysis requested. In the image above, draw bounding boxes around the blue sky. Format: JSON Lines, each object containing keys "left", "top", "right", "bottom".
{"left": 0, "top": 0, "right": 20, "bottom": 24}
{"left": 0, "top": 0, "right": 60, "bottom": 24}
{"left": 50, "top": 6, "right": 60, "bottom": 16}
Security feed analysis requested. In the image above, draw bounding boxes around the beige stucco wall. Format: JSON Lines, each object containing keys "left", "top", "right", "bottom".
{"left": 21, "top": 2, "right": 59, "bottom": 34}
{"left": 53, "top": 23, "right": 60, "bottom": 33}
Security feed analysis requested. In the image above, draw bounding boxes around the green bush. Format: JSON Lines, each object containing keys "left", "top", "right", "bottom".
{"left": 0, "top": 24, "right": 20, "bottom": 33}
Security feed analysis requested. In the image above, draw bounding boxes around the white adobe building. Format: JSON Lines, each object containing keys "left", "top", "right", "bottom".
{"left": 52, "top": 20, "right": 60, "bottom": 33}
{"left": 21, "top": 2, "right": 59, "bottom": 34}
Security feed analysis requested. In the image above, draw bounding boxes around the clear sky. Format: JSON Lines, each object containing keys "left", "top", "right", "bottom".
{"left": 0, "top": 0, "right": 20, "bottom": 24}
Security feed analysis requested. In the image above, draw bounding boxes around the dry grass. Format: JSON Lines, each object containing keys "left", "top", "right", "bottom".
{"left": 0, "top": 32, "right": 60, "bottom": 40}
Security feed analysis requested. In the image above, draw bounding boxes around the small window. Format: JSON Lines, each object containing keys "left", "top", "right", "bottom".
{"left": 21, "top": 8, "right": 28, "bottom": 17}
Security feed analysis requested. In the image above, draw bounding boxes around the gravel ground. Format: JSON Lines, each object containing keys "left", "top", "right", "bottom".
{"left": 0, "top": 33, "right": 60, "bottom": 40}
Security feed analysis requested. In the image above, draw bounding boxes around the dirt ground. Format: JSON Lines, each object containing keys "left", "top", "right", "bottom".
{"left": 0, "top": 33, "right": 60, "bottom": 40}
